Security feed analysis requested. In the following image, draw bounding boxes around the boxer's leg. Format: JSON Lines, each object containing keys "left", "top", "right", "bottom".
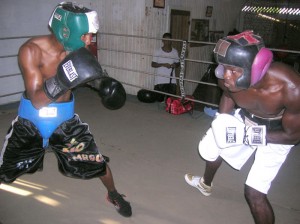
{"left": 50, "top": 115, "right": 107, "bottom": 179}
{"left": 50, "top": 114, "right": 132, "bottom": 217}
{"left": 0, "top": 117, "right": 45, "bottom": 183}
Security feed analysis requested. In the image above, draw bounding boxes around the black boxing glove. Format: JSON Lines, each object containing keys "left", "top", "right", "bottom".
{"left": 44, "top": 47, "right": 103, "bottom": 101}
{"left": 98, "top": 77, "right": 126, "bottom": 110}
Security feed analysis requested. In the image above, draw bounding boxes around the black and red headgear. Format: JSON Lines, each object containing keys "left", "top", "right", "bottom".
{"left": 214, "top": 30, "right": 273, "bottom": 89}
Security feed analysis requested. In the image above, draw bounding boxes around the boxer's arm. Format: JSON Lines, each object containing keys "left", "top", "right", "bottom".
{"left": 263, "top": 74, "right": 300, "bottom": 145}
{"left": 218, "top": 89, "right": 236, "bottom": 114}
{"left": 267, "top": 108, "right": 300, "bottom": 145}
{"left": 18, "top": 43, "right": 53, "bottom": 109}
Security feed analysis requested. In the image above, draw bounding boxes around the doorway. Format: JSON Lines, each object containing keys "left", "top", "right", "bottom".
{"left": 170, "top": 9, "right": 190, "bottom": 94}
{"left": 170, "top": 9, "right": 190, "bottom": 54}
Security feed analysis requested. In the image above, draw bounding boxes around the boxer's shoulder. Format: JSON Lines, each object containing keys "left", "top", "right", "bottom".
{"left": 20, "top": 35, "right": 54, "bottom": 53}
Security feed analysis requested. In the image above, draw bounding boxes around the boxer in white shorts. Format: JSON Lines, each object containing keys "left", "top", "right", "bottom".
{"left": 184, "top": 30, "right": 300, "bottom": 224}
{"left": 199, "top": 109, "right": 292, "bottom": 194}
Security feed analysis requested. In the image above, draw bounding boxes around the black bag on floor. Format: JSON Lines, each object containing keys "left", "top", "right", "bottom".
{"left": 137, "top": 89, "right": 157, "bottom": 103}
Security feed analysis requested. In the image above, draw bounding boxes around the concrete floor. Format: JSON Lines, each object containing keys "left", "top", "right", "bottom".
{"left": 0, "top": 87, "right": 299, "bottom": 224}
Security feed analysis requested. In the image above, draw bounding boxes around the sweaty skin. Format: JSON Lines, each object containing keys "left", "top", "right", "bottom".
{"left": 17, "top": 32, "right": 119, "bottom": 192}
{"left": 198, "top": 61, "right": 300, "bottom": 224}
{"left": 2, "top": 3, "right": 132, "bottom": 217}
{"left": 218, "top": 62, "right": 300, "bottom": 145}
{"left": 18, "top": 34, "right": 92, "bottom": 109}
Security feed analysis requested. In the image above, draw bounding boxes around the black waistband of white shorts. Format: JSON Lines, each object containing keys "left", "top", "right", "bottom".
{"left": 239, "top": 108, "right": 282, "bottom": 131}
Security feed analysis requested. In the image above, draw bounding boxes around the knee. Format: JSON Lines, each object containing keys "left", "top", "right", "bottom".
{"left": 244, "top": 185, "right": 266, "bottom": 207}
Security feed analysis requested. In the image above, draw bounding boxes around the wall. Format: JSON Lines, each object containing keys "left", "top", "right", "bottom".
{"left": 0, "top": 0, "right": 61, "bottom": 105}
{"left": 0, "top": 0, "right": 245, "bottom": 105}
{"left": 0, "top": 0, "right": 94, "bottom": 105}
{"left": 96, "top": 0, "right": 246, "bottom": 95}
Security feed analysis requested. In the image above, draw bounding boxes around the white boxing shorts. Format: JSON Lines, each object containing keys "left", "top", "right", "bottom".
{"left": 199, "top": 109, "right": 293, "bottom": 194}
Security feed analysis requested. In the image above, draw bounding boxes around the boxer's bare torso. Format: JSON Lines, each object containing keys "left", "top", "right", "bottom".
{"left": 18, "top": 34, "right": 71, "bottom": 108}
{"left": 218, "top": 62, "right": 300, "bottom": 145}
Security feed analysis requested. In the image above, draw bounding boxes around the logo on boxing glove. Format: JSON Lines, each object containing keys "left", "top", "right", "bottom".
{"left": 62, "top": 60, "right": 78, "bottom": 82}
{"left": 226, "top": 127, "right": 237, "bottom": 143}
{"left": 248, "top": 126, "right": 265, "bottom": 145}
{"left": 212, "top": 113, "right": 266, "bottom": 148}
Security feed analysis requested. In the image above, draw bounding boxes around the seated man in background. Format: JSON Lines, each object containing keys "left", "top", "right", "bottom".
{"left": 151, "top": 32, "right": 180, "bottom": 102}
{"left": 185, "top": 30, "right": 300, "bottom": 224}
{"left": 0, "top": 2, "right": 131, "bottom": 217}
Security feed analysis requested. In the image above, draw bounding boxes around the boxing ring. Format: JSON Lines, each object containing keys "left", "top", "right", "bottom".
{"left": 1, "top": 34, "right": 300, "bottom": 224}
{"left": 89, "top": 32, "right": 222, "bottom": 109}
{"left": 1, "top": 33, "right": 299, "bottom": 108}
{"left": 0, "top": 35, "right": 34, "bottom": 105}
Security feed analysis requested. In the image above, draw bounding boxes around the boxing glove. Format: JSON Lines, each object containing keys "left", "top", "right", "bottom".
{"left": 211, "top": 113, "right": 266, "bottom": 148}
{"left": 44, "top": 47, "right": 103, "bottom": 101}
{"left": 98, "top": 77, "right": 126, "bottom": 110}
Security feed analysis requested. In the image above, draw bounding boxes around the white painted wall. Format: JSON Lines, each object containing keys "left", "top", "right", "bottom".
{"left": 96, "top": 0, "right": 246, "bottom": 95}
{"left": 0, "top": 0, "right": 245, "bottom": 105}
{"left": 0, "top": 0, "right": 94, "bottom": 105}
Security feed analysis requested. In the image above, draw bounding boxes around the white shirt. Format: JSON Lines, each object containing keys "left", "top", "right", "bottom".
{"left": 152, "top": 47, "right": 179, "bottom": 85}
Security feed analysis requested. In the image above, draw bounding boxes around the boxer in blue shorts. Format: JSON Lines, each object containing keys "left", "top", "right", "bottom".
{"left": 0, "top": 2, "right": 131, "bottom": 217}
{"left": 184, "top": 30, "right": 300, "bottom": 224}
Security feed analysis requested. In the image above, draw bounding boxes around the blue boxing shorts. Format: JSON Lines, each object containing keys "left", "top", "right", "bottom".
{"left": 0, "top": 94, "right": 106, "bottom": 183}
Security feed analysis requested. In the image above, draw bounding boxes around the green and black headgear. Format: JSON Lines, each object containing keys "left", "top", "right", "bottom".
{"left": 49, "top": 2, "right": 99, "bottom": 51}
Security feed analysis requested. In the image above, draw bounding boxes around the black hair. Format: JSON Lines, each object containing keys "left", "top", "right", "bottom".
{"left": 163, "top": 33, "right": 172, "bottom": 39}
